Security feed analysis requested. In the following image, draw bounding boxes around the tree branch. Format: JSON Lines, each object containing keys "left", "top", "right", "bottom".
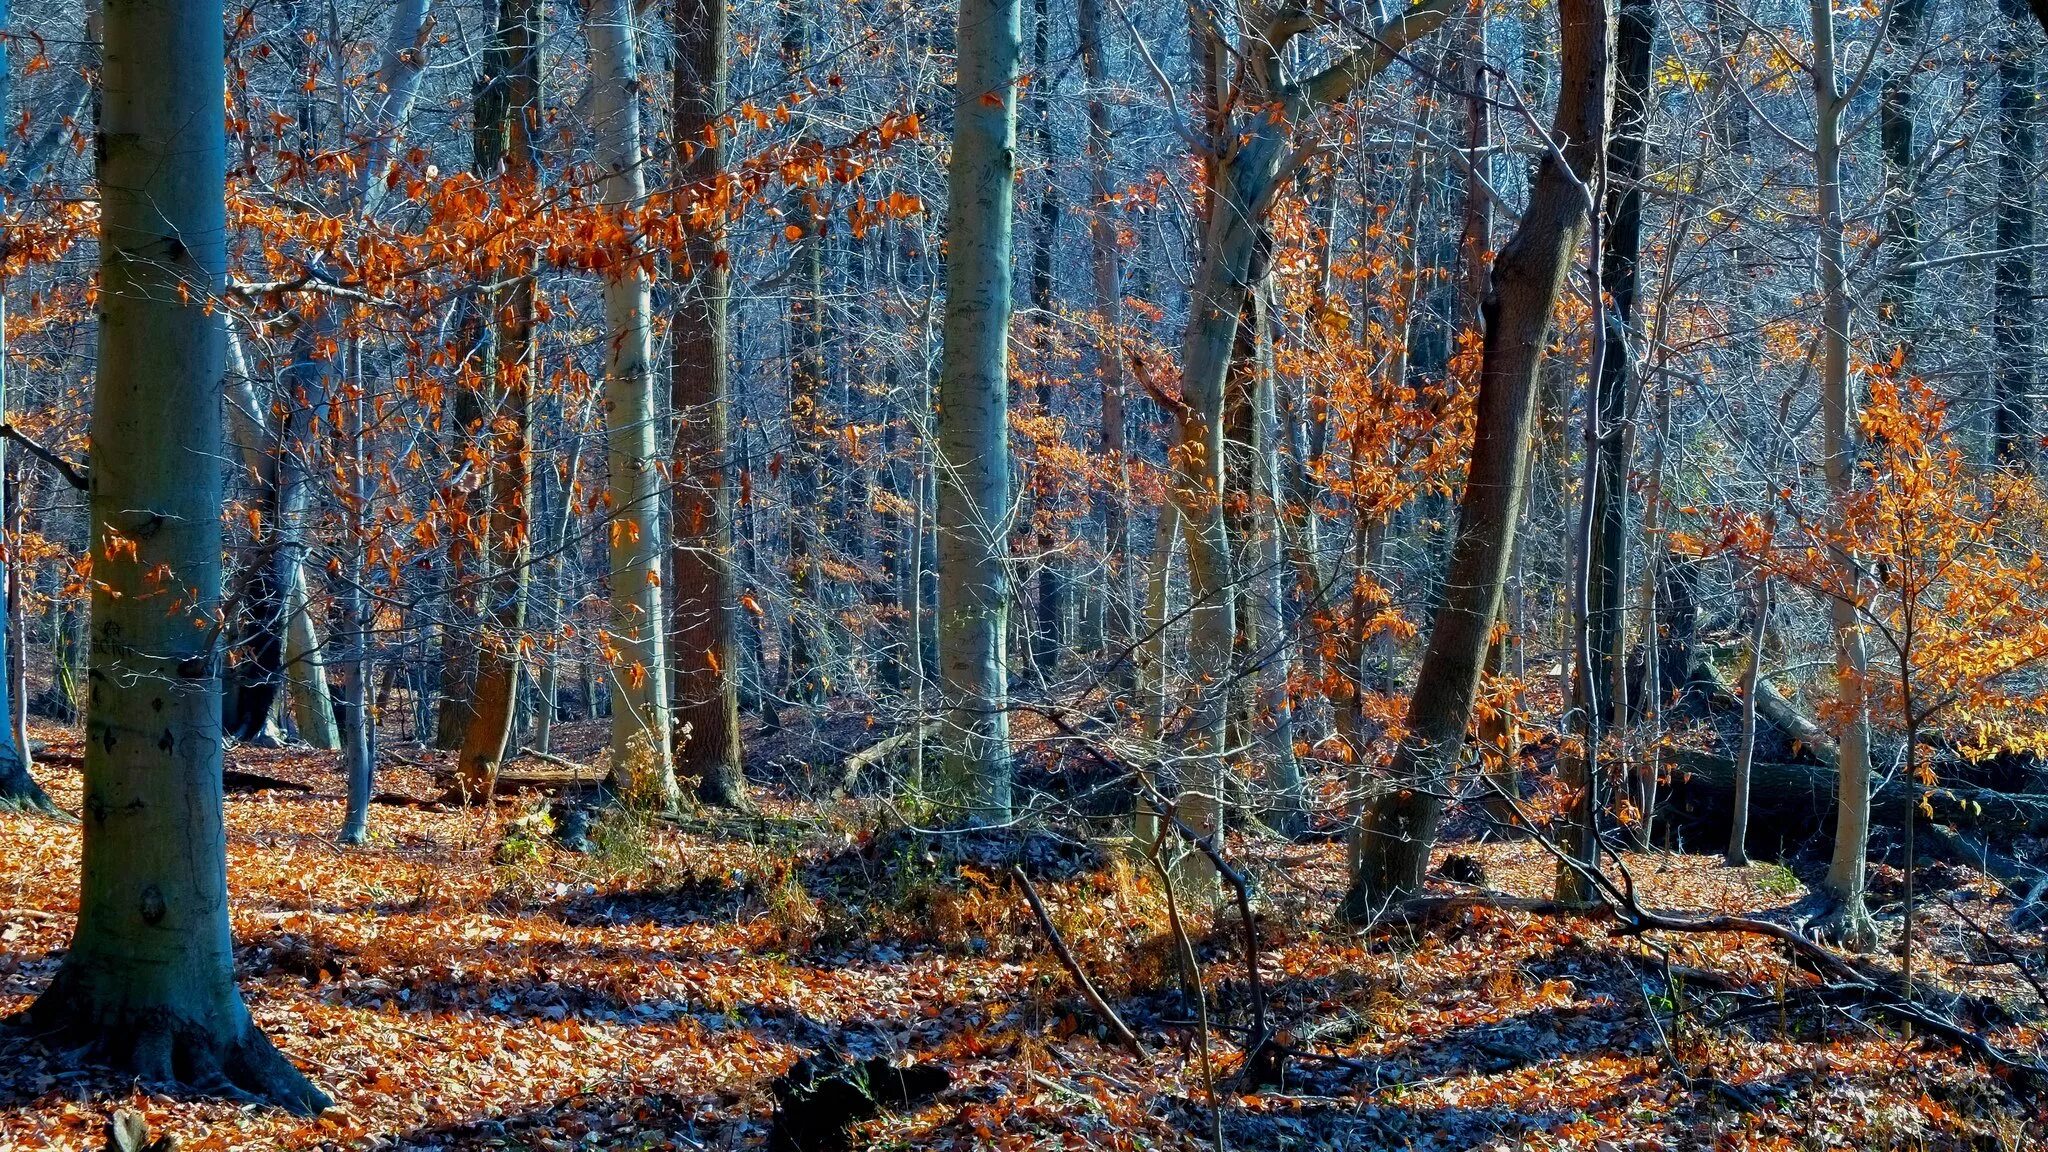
{"left": 1301, "top": 0, "right": 1456, "bottom": 110}
{"left": 1, "top": 424, "right": 89, "bottom": 490}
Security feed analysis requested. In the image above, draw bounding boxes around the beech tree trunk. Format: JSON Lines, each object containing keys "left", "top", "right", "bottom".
{"left": 19, "top": 0, "right": 328, "bottom": 1109}
{"left": 588, "top": 0, "right": 676, "bottom": 804}
{"left": 936, "top": 0, "right": 1022, "bottom": 824}
{"left": 1341, "top": 0, "right": 1609, "bottom": 920}
{"left": 0, "top": 10, "right": 48, "bottom": 809}
{"left": 1812, "top": 0, "right": 1877, "bottom": 950}
{"left": 456, "top": 0, "right": 542, "bottom": 801}
{"left": 672, "top": 0, "right": 746, "bottom": 807}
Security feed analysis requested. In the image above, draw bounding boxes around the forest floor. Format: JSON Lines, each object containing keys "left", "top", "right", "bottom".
{"left": 0, "top": 716, "right": 2043, "bottom": 1151}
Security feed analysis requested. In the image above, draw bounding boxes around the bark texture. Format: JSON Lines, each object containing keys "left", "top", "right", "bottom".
{"left": 20, "top": 0, "right": 328, "bottom": 1110}
{"left": 936, "top": 0, "right": 1023, "bottom": 823}
{"left": 589, "top": 0, "right": 676, "bottom": 804}
{"left": 1341, "top": 0, "right": 1609, "bottom": 921}
{"left": 671, "top": 0, "right": 746, "bottom": 807}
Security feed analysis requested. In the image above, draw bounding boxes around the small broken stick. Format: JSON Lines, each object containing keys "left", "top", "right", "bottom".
{"left": 1011, "top": 865, "right": 1145, "bottom": 1053}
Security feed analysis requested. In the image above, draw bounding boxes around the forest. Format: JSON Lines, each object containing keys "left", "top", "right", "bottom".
{"left": 5, "top": 0, "right": 2048, "bottom": 1146}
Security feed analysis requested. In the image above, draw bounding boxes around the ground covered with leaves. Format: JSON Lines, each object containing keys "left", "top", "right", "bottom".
{"left": 1, "top": 720, "right": 2042, "bottom": 1150}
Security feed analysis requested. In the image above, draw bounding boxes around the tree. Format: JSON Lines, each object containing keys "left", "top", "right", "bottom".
{"left": 15, "top": 0, "right": 328, "bottom": 1110}
{"left": 1810, "top": 0, "right": 1877, "bottom": 950}
{"left": 1341, "top": 0, "right": 1610, "bottom": 919}
{"left": 671, "top": 0, "right": 747, "bottom": 807}
{"left": 0, "top": 0, "right": 52, "bottom": 813}
{"left": 1165, "top": 0, "right": 1452, "bottom": 885}
{"left": 936, "top": 0, "right": 1024, "bottom": 823}
{"left": 1994, "top": 0, "right": 2036, "bottom": 464}
{"left": 588, "top": 0, "right": 677, "bottom": 804}
{"left": 455, "top": 0, "right": 543, "bottom": 802}
{"left": 1559, "top": 0, "right": 1653, "bottom": 901}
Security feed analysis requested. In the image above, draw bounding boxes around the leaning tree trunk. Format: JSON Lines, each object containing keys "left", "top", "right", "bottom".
{"left": 1341, "top": 0, "right": 1609, "bottom": 921}
{"left": 588, "top": 0, "right": 676, "bottom": 805}
{"left": 456, "top": 0, "right": 541, "bottom": 802}
{"left": 670, "top": 0, "right": 746, "bottom": 807}
{"left": 17, "top": 0, "right": 328, "bottom": 1110}
{"left": 1812, "top": 0, "right": 1877, "bottom": 950}
{"left": 935, "top": 0, "right": 1022, "bottom": 825}
{"left": 1170, "top": 0, "right": 1453, "bottom": 894}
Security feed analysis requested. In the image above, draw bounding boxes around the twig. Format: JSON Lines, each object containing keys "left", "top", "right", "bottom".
{"left": 1010, "top": 865, "right": 1146, "bottom": 1054}
{"left": 1144, "top": 831, "right": 1226, "bottom": 1152}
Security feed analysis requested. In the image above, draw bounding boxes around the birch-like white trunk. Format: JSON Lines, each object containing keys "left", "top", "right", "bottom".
{"left": 587, "top": 0, "right": 676, "bottom": 803}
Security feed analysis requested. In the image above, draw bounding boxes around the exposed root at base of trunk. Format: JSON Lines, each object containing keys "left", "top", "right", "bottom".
{"left": 1803, "top": 893, "right": 1879, "bottom": 955}
{"left": 10, "top": 977, "right": 331, "bottom": 1115}
{"left": 0, "top": 771, "right": 56, "bottom": 815}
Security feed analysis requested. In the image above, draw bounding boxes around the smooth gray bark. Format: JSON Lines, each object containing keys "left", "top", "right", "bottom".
{"left": 588, "top": 0, "right": 677, "bottom": 803}
{"left": 20, "top": 0, "right": 328, "bottom": 1110}
{"left": 935, "top": 0, "right": 1024, "bottom": 824}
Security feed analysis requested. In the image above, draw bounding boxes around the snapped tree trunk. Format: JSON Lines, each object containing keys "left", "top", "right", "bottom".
{"left": 18, "top": 0, "right": 328, "bottom": 1109}
{"left": 1341, "top": 0, "right": 1609, "bottom": 921}
{"left": 936, "top": 0, "right": 1022, "bottom": 824}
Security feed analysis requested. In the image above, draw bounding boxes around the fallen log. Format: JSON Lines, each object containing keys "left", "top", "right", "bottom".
{"left": 1670, "top": 749, "right": 2048, "bottom": 838}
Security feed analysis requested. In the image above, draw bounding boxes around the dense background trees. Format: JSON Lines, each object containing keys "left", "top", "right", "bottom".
{"left": 7, "top": 0, "right": 2048, "bottom": 1137}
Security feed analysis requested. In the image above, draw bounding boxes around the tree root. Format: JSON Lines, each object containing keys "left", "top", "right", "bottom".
{"left": 11, "top": 980, "right": 330, "bottom": 1115}
{"left": 1802, "top": 892, "right": 1879, "bottom": 955}
{"left": 0, "top": 771, "right": 58, "bottom": 816}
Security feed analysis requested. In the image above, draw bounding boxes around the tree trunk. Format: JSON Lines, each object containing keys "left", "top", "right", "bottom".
{"left": 1341, "top": 0, "right": 1609, "bottom": 920}
{"left": 456, "top": 0, "right": 542, "bottom": 802}
{"left": 0, "top": 282, "right": 48, "bottom": 810}
{"left": 1995, "top": 0, "right": 2037, "bottom": 465}
{"left": 1559, "top": 0, "right": 1650, "bottom": 901}
{"left": 19, "top": 0, "right": 328, "bottom": 1109}
{"left": 1876, "top": 0, "right": 1926, "bottom": 341}
{"left": 1024, "top": 0, "right": 1067, "bottom": 682}
{"left": 936, "top": 0, "right": 1022, "bottom": 824}
{"left": 588, "top": 0, "right": 676, "bottom": 805}
{"left": 1078, "top": 0, "right": 1130, "bottom": 682}
{"left": 0, "top": 22, "right": 48, "bottom": 808}
{"left": 1812, "top": 0, "right": 1877, "bottom": 950}
{"left": 1726, "top": 575, "right": 1769, "bottom": 867}
{"left": 670, "top": 0, "right": 745, "bottom": 807}
{"left": 1249, "top": 284, "right": 1302, "bottom": 835}
{"left": 339, "top": 342, "right": 375, "bottom": 845}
